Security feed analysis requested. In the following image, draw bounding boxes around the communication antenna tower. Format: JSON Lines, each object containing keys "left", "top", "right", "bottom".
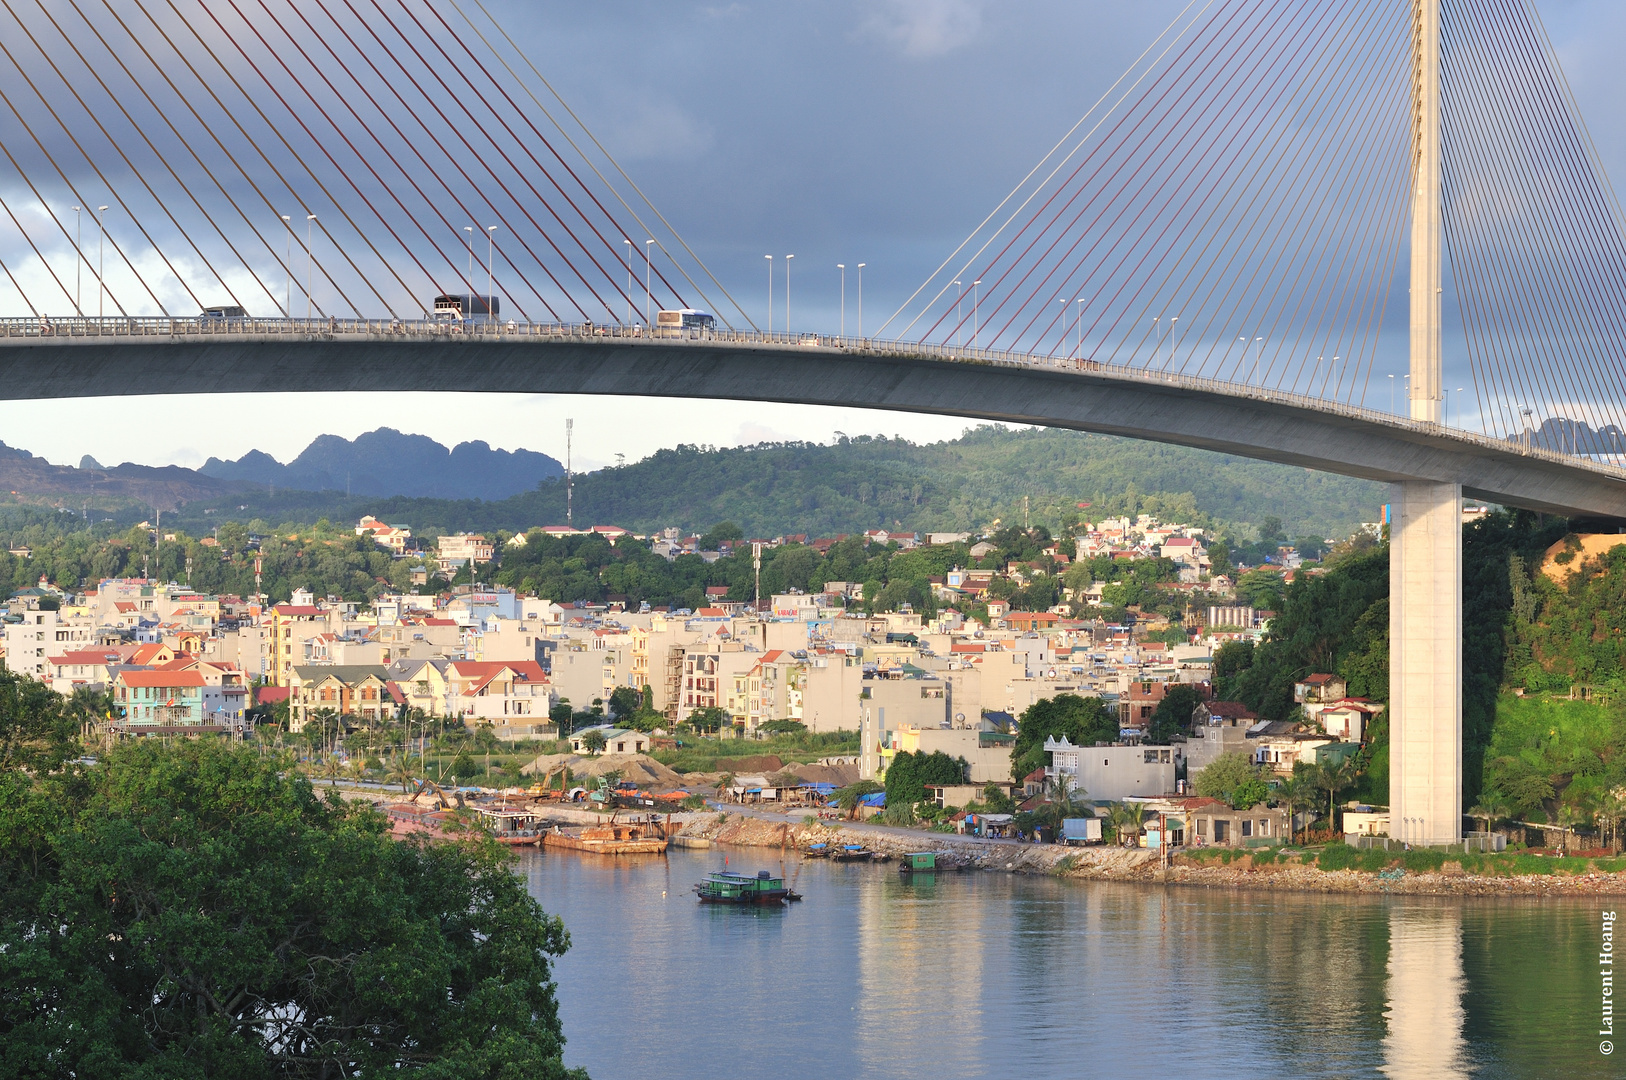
{"left": 566, "top": 418, "right": 574, "bottom": 527}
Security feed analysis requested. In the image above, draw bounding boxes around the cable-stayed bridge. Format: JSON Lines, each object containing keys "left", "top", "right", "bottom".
{"left": 1, "top": 0, "right": 1623, "bottom": 844}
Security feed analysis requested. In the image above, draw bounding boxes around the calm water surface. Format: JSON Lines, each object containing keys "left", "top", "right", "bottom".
{"left": 520, "top": 848, "right": 1621, "bottom": 1080}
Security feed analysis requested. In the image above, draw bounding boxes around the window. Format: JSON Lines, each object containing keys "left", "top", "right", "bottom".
{"left": 1259, "top": 819, "right": 1271, "bottom": 836}
{"left": 1241, "top": 820, "right": 1253, "bottom": 838}
{"left": 1196, "top": 818, "right": 1207, "bottom": 836}
{"left": 1213, "top": 820, "right": 1228, "bottom": 842}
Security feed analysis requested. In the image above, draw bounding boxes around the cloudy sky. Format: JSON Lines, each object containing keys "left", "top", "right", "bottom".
{"left": 0, "top": 0, "right": 1620, "bottom": 471}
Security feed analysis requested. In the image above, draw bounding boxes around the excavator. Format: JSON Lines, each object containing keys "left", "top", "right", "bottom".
{"left": 412, "top": 777, "right": 464, "bottom": 810}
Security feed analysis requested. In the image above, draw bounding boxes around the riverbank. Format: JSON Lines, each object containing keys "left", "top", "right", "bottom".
{"left": 676, "top": 813, "right": 1626, "bottom": 896}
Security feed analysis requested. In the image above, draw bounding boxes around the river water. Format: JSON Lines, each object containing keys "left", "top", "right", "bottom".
{"left": 520, "top": 847, "right": 1620, "bottom": 1080}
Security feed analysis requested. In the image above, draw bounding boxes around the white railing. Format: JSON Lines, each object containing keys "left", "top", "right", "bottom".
{"left": 2, "top": 314, "right": 1620, "bottom": 481}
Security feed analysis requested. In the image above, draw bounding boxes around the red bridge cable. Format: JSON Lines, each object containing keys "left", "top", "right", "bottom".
{"left": 961, "top": 0, "right": 1275, "bottom": 349}
{"left": 1461, "top": 0, "right": 1622, "bottom": 441}
{"left": 99, "top": 0, "right": 364, "bottom": 318}
{"left": 1098, "top": 0, "right": 1393, "bottom": 379}
{"left": 453, "top": 0, "right": 756, "bottom": 329}
{"left": 0, "top": 10, "right": 209, "bottom": 315}
{"left": 408, "top": 0, "right": 696, "bottom": 315}
{"left": 55, "top": 0, "right": 309, "bottom": 318}
{"left": 1006, "top": 0, "right": 1330, "bottom": 357}
{"left": 1126, "top": 1, "right": 1399, "bottom": 385}
{"left": 172, "top": 0, "right": 421, "bottom": 319}
{"left": 6, "top": 0, "right": 258, "bottom": 315}
{"left": 344, "top": 0, "right": 622, "bottom": 323}
{"left": 229, "top": 0, "right": 534, "bottom": 322}
{"left": 1043, "top": 0, "right": 1367, "bottom": 366}
{"left": 286, "top": 0, "right": 567, "bottom": 320}
{"left": 321, "top": 0, "right": 599, "bottom": 322}
{"left": 914, "top": 0, "right": 1260, "bottom": 344}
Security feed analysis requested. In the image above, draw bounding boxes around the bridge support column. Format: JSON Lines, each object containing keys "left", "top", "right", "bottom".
{"left": 1388, "top": 479, "right": 1462, "bottom": 845}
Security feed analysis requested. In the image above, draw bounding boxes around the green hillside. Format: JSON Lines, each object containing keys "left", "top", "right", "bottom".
{"left": 155, "top": 426, "right": 1382, "bottom": 541}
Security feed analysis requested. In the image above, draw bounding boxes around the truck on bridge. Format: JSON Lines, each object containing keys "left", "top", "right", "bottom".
{"left": 432, "top": 294, "right": 499, "bottom": 320}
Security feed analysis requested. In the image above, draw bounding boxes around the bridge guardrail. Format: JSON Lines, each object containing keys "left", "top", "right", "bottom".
{"left": 0, "top": 315, "right": 1618, "bottom": 481}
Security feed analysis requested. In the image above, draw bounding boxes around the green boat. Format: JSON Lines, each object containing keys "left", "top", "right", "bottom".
{"left": 694, "top": 869, "right": 793, "bottom": 905}
{"left": 899, "top": 851, "right": 937, "bottom": 874}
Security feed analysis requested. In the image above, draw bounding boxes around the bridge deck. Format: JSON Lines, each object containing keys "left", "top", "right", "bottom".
{"left": 6, "top": 318, "right": 1624, "bottom": 518}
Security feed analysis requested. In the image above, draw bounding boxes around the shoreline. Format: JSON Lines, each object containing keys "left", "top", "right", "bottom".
{"left": 675, "top": 814, "right": 1626, "bottom": 896}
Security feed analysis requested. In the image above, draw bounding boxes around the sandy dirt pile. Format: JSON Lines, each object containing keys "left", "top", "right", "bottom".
{"left": 520, "top": 752, "right": 689, "bottom": 789}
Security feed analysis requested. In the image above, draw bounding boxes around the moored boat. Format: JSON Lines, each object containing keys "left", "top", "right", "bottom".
{"left": 694, "top": 869, "right": 793, "bottom": 905}
{"left": 542, "top": 818, "right": 668, "bottom": 855}
{"left": 475, "top": 806, "right": 545, "bottom": 846}
{"left": 802, "top": 842, "right": 831, "bottom": 858}
{"left": 830, "top": 844, "right": 873, "bottom": 862}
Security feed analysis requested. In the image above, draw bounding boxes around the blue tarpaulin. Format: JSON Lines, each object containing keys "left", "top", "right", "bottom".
{"left": 799, "top": 782, "right": 838, "bottom": 794}
{"left": 858, "top": 792, "right": 887, "bottom": 807}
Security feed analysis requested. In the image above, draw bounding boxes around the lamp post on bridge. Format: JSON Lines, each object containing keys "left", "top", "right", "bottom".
{"left": 837, "top": 264, "right": 845, "bottom": 337}
{"left": 646, "top": 239, "right": 655, "bottom": 329}
{"left": 973, "top": 279, "right": 981, "bottom": 349}
{"left": 1076, "top": 297, "right": 1084, "bottom": 359}
{"left": 954, "top": 280, "right": 961, "bottom": 347}
{"left": 625, "top": 238, "right": 633, "bottom": 327}
{"left": 785, "top": 254, "right": 793, "bottom": 335}
{"left": 306, "top": 214, "right": 317, "bottom": 321}
{"left": 464, "top": 226, "right": 474, "bottom": 298}
{"left": 96, "top": 205, "right": 108, "bottom": 323}
{"left": 487, "top": 225, "right": 497, "bottom": 327}
{"left": 72, "top": 205, "right": 81, "bottom": 319}
{"left": 857, "top": 263, "right": 865, "bottom": 338}
{"left": 765, "top": 255, "right": 772, "bottom": 334}
{"left": 281, "top": 215, "right": 291, "bottom": 319}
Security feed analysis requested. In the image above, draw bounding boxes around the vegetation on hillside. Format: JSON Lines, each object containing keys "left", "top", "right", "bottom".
{"left": 142, "top": 426, "right": 1381, "bottom": 540}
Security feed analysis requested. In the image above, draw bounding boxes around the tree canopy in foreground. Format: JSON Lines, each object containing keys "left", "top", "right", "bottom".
{"left": 0, "top": 736, "right": 586, "bottom": 1079}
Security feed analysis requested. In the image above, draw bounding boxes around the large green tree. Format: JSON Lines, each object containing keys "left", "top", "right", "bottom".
{"left": 1011, "top": 694, "right": 1116, "bottom": 780}
{"left": 0, "top": 738, "right": 585, "bottom": 1079}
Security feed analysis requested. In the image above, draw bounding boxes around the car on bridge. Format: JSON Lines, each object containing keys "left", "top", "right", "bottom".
{"left": 198, "top": 305, "right": 248, "bottom": 322}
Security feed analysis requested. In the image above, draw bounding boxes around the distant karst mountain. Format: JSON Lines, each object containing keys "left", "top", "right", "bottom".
{"left": 200, "top": 428, "right": 564, "bottom": 501}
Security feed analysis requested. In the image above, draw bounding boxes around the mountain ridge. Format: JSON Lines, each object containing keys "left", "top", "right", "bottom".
{"left": 199, "top": 428, "right": 564, "bottom": 500}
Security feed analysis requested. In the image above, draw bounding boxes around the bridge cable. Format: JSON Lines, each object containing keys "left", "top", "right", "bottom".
{"left": 452, "top": 0, "right": 756, "bottom": 330}
{"left": 883, "top": 0, "right": 1215, "bottom": 340}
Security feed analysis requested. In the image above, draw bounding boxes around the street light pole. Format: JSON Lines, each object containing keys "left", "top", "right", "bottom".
{"left": 645, "top": 239, "right": 654, "bottom": 328}
{"left": 954, "top": 280, "right": 961, "bottom": 346}
{"left": 785, "top": 254, "right": 793, "bottom": 334}
{"left": 624, "top": 238, "right": 633, "bottom": 327}
{"left": 857, "top": 263, "right": 865, "bottom": 337}
{"left": 487, "top": 225, "right": 497, "bottom": 326}
{"left": 306, "top": 214, "right": 317, "bottom": 320}
{"left": 281, "top": 215, "right": 291, "bottom": 318}
{"left": 464, "top": 225, "right": 473, "bottom": 299}
{"left": 765, "top": 255, "right": 772, "bottom": 333}
{"left": 1076, "top": 297, "right": 1085, "bottom": 358}
{"left": 1169, "top": 317, "right": 1178, "bottom": 371}
{"left": 72, "top": 205, "right": 80, "bottom": 318}
{"left": 96, "top": 205, "right": 107, "bottom": 322}
{"left": 837, "top": 264, "right": 845, "bottom": 337}
{"left": 973, "top": 279, "right": 981, "bottom": 348}
{"left": 1388, "top": 373, "right": 1395, "bottom": 414}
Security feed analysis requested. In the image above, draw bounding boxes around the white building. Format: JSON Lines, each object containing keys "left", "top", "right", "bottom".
{"left": 1044, "top": 735, "right": 1179, "bottom": 801}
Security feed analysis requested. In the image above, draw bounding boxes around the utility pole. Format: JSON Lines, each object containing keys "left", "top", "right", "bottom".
{"left": 565, "top": 418, "right": 574, "bottom": 527}
{"left": 753, "top": 541, "right": 763, "bottom": 608}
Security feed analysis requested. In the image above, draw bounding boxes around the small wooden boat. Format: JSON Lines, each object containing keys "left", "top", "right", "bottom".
{"left": 695, "top": 869, "right": 793, "bottom": 905}
{"left": 802, "top": 842, "right": 831, "bottom": 858}
{"left": 542, "top": 817, "right": 668, "bottom": 855}
{"left": 830, "top": 844, "right": 873, "bottom": 862}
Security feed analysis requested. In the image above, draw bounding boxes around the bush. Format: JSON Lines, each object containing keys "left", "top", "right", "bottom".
{"left": 1315, "top": 842, "right": 1360, "bottom": 871}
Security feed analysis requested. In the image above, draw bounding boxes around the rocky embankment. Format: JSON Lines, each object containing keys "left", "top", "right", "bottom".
{"left": 678, "top": 815, "right": 1626, "bottom": 896}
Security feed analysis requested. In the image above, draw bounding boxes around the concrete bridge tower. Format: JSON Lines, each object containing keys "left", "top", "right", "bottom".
{"left": 1390, "top": 0, "right": 1462, "bottom": 845}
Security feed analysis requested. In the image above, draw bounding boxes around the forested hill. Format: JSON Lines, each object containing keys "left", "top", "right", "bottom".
{"left": 160, "top": 426, "right": 1381, "bottom": 540}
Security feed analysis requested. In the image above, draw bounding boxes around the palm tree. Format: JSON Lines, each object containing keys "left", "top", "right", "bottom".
{"left": 389, "top": 755, "right": 416, "bottom": 794}
{"left": 1315, "top": 756, "right": 1357, "bottom": 835}
{"left": 1468, "top": 790, "right": 1513, "bottom": 837}
{"left": 1276, "top": 774, "right": 1312, "bottom": 844}
{"left": 1045, "top": 774, "right": 1086, "bottom": 836}
{"left": 1599, "top": 787, "right": 1626, "bottom": 852}
{"left": 1108, "top": 801, "right": 1147, "bottom": 847}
